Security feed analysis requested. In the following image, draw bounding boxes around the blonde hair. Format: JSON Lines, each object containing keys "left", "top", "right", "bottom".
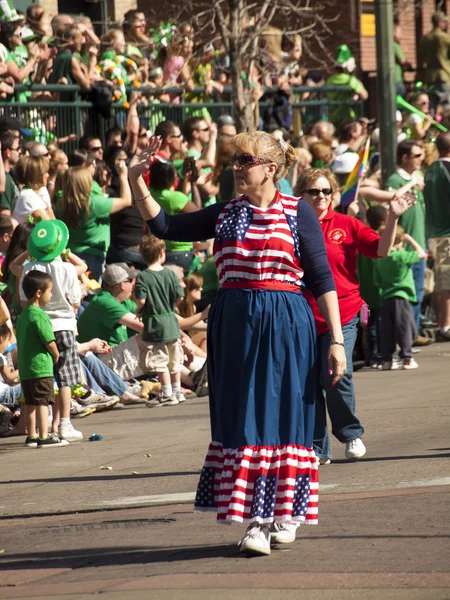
{"left": 49, "top": 149, "right": 67, "bottom": 178}
{"left": 232, "top": 131, "right": 296, "bottom": 182}
{"left": 58, "top": 167, "right": 92, "bottom": 228}
{"left": 178, "top": 273, "right": 203, "bottom": 318}
{"left": 294, "top": 167, "right": 338, "bottom": 197}
{"left": 100, "top": 28, "right": 123, "bottom": 55}
{"left": 15, "top": 156, "right": 49, "bottom": 188}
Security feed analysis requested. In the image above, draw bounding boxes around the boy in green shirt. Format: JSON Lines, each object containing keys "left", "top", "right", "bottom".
{"left": 134, "top": 235, "right": 185, "bottom": 406}
{"left": 16, "top": 270, "right": 68, "bottom": 448}
{"left": 374, "top": 226, "right": 428, "bottom": 371}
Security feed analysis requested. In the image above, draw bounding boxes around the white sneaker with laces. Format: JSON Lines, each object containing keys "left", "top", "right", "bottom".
{"left": 59, "top": 422, "right": 83, "bottom": 442}
{"left": 176, "top": 391, "right": 186, "bottom": 403}
{"left": 402, "top": 358, "right": 419, "bottom": 370}
{"left": 345, "top": 437, "right": 366, "bottom": 460}
{"left": 238, "top": 524, "right": 271, "bottom": 555}
{"left": 269, "top": 522, "right": 299, "bottom": 544}
{"left": 157, "top": 393, "right": 179, "bottom": 406}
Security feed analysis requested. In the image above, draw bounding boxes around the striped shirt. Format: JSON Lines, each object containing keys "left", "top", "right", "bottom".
{"left": 214, "top": 192, "right": 303, "bottom": 290}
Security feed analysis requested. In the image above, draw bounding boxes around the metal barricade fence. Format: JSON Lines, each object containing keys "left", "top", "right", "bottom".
{"left": 0, "top": 85, "right": 364, "bottom": 152}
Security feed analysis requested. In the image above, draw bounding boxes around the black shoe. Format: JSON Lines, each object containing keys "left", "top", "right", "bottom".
{"left": 25, "top": 436, "right": 38, "bottom": 448}
{"left": 37, "top": 436, "right": 69, "bottom": 448}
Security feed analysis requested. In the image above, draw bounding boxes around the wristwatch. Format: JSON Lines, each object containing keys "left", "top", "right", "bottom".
{"left": 330, "top": 340, "right": 345, "bottom": 347}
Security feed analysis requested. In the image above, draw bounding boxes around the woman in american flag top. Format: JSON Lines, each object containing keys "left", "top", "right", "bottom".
{"left": 129, "top": 131, "right": 346, "bottom": 556}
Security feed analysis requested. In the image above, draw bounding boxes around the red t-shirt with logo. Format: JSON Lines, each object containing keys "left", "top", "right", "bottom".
{"left": 304, "top": 206, "right": 380, "bottom": 335}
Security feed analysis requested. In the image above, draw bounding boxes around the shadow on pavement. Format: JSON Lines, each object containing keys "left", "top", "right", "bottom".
{"left": 327, "top": 452, "right": 450, "bottom": 465}
{"left": 1, "top": 544, "right": 241, "bottom": 569}
{"left": 0, "top": 470, "right": 201, "bottom": 485}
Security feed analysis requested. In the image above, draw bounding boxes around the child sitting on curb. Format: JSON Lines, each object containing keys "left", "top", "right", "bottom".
{"left": 134, "top": 236, "right": 185, "bottom": 406}
{"left": 374, "top": 225, "right": 428, "bottom": 371}
{"left": 16, "top": 270, "right": 67, "bottom": 447}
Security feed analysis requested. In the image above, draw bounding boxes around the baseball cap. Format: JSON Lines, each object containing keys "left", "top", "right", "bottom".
{"left": 331, "top": 152, "right": 359, "bottom": 174}
{"left": 102, "top": 263, "right": 140, "bottom": 286}
{"left": 0, "top": 115, "right": 32, "bottom": 137}
{"left": 22, "top": 25, "right": 42, "bottom": 43}
{"left": 216, "top": 114, "right": 235, "bottom": 127}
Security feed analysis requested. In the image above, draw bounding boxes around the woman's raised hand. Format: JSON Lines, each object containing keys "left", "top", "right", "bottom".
{"left": 128, "top": 136, "right": 162, "bottom": 178}
{"left": 390, "top": 188, "right": 417, "bottom": 218}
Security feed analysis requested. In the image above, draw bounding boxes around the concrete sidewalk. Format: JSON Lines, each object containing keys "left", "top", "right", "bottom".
{"left": 0, "top": 342, "right": 449, "bottom": 599}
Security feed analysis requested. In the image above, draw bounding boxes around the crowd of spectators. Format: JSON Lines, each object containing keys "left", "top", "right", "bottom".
{"left": 0, "top": 7, "right": 448, "bottom": 450}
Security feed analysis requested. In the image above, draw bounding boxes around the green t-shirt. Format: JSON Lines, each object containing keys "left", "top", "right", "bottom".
{"left": 55, "top": 184, "right": 113, "bottom": 257}
{"left": 16, "top": 304, "right": 55, "bottom": 380}
{"left": 77, "top": 290, "right": 133, "bottom": 347}
{"left": 199, "top": 256, "right": 220, "bottom": 298}
{"left": 418, "top": 29, "right": 450, "bottom": 84}
{"left": 49, "top": 49, "right": 75, "bottom": 102}
{"left": 0, "top": 172, "right": 19, "bottom": 213}
{"left": 134, "top": 268, "right": 184, "bottom": 343}
{"left": 186, "top": 149, "right": 217, "bottom": 207}
{"left": 357, "top": 254, "right": 381, "bottom": 309}
{"left": 424, "top": 159, "right": 450, "bottom": 238}
{"left": 394, "top": 41, "right": 404, "bottom": 84}
{"left": 326, "top": 72, "right": 363, "bottom": 122}
{"left": 385, "top": 170, "right": 426, "bottom": 249}
{"left": 374, "top": 249, "right": 419, "bottom": 303}
{"left": 150, "top": 188, "right": 193, "bottom": 252}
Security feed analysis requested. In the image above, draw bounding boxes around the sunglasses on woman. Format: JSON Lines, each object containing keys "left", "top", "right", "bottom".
{"left": 230, "top": 154, "right": 271, "bottom": 167}
{"left": 304, "top": 188, "right": 332, "bottom": 196}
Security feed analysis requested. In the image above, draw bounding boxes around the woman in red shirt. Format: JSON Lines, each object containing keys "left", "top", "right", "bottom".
{"left": 295, "top": 168, "right": 415, "bottom": 463}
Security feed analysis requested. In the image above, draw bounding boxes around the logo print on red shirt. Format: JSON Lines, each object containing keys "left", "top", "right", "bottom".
{"left": 328, "top": 228, "right": 347, "bottom": 244}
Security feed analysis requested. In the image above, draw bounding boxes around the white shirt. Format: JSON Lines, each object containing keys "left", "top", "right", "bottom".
{"left": 13, "top": 187, "right": 52, "bottom": 224}
{"left": 20, "top": 258, "right": 81, "bottom": 333}
{"left": 0, "top": 353, "right": 11, "bottom": 395}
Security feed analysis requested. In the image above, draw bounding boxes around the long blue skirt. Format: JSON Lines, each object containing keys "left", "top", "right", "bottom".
{"left": 194, "top": 289, "right": 320, "bottom": 524}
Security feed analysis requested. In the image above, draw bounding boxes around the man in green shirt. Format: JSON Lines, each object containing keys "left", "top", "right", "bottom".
{"left": 77, "top": 263, "right": 142, "bottom": 347}
{"left": 423, "top": 132, "right": 450, "bottom": 339}
{"left": 418, "top": 11, "right": 450, "bottom": 113}
{"left": 0, "top": 132, "right": 20, "bottom": 215}
{"left": 326, "top": 45, "right": 368, "bottom": 123}
{"left": 385, "top": 140, "right": 428, "bottom": 341}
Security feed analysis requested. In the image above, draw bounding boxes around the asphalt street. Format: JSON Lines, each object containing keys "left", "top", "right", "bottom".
{"left": 0, "top": 341, "right": 449, "bottom": 599}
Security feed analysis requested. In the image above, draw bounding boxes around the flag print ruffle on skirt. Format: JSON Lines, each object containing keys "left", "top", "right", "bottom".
{"left": 195, "top": 443, "right": 318, "bottom": 524}
{"left": 194, "top": 288, "right": 319, "bottom": 524}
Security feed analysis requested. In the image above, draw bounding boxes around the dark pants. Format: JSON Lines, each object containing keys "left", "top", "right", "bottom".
{"left": 381, "top": 296, "right": 415, "bottom": 361}
{"left": 368, "top": 307, "right": 382, "bottom": 363}
{"left": 313, "top": 316, "right": 364, "bottom": 460}
{"left": 106, "top": 245, "right": 148, "bottom": 271}
{"left": 165, "top": 251, "right": 195, "bottom": 272}
{"left": 429, "top": 82, "right": 450, "bottom": 114}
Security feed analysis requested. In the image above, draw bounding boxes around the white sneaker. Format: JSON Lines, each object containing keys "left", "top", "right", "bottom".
{"left": 176, "top": 391, "right": 186, "bottom": 403}
{"left": 269, "top": 522, "right": 299, "bottom": 544}
{"left": 59, "top": 422, "right": 83, "bottom": 442}
{"left": 382, "top": 358, "right": 401, "bottom": 371}
{"left": 317, "top": 457, "right": 331, "bottom": 465}
{"left": 345, "top": 438, "right": 366, "bottom": 460}
{"left": 157, "top": 393, "right": 179, "bottom": 406}
{"left": 238, "top": 524, "right": 271, "bottom": 555}
{"left": 402, "top": 358, "right": 419, "bottom": 370}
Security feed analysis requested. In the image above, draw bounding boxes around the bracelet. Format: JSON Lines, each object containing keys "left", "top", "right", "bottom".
{"left": 330, "top": 340, "right": 345, "bottom": 347}
{"left": 134, "top": 193, "right": 151, "bottom": 202}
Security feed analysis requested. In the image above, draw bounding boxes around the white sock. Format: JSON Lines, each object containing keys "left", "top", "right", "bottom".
{"left": 172, "top": 382, "right": 181, "bottom": 395}
{"left": 440, "top": 326, "right": 450, "bottom": 333}
{"left": 60, "top": 417, "right": 70, "bottom": 426}
{"left": 162, "top": 384, "right": 172, "bottom": 397}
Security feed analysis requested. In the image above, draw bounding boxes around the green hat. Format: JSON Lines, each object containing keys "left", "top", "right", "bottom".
{"left": 335, "top": 44, "right": 353, "bottom": 65}
{"left": 0, "top": 0, "right": 20, "bottom": 24}
{"left": 29, "top": 220, "right": 69, "bottom": 262}
{"left": 22, "top": 25, "right": 41, "bottom": 43}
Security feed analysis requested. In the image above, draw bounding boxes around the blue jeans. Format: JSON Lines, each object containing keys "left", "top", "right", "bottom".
{"left": 313, "top": 316, "right": 364, "bottom": 459}
{"left": 411, "top": 258, "right": 426, "bottom": 332}
{"left": 80, "top": 353, "right": 127, "bottom": 397}
{"left": 0, "top": 384, "right": 22, "bottom": 406}
{"left": 106, "top": 245, "right": 148, "bottom": 271}
{"left": 77, "top": 252, "right": 105, "bottom": 283}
